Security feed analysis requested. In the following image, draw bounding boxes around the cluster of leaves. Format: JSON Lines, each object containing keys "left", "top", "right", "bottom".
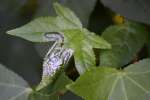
{"left": 0, "top": 1, "right": 150, "bottom": 100}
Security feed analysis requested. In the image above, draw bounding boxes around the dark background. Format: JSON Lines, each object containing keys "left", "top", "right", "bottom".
{"left": 1, "top": 0, "right": 149, "bottom": 99}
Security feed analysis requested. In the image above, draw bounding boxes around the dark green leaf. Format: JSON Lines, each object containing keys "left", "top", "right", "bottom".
{"left": 100, "top": 22, "right": 148, "bottom": 68}
{"left": 68, "top": 59, "right": 150, "bottom": 100}
{"left": 0, "top": 64, "right": 32, "bottom": 100}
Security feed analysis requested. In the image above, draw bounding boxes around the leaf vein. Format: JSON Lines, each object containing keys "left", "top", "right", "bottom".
{"left": 126, "top": 76, "right": 150, "bottom": 94}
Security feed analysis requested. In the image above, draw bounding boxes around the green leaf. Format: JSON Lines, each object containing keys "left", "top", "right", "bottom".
{"left": 63, "top": 29, "right": 111, "bottom": 74}
{"left": 29, "top": 73, "right": 72, "bottom": 100}
{"left": 6, "top": 16, "right": 78, "bottom": 42}
{"left": 0, "top": 64, "right": 32, "bottom": 100}
{"left": 67, "top": 58, "right": 150, "bottom": 100}
{"left": 100, "top": 22, "right": 148, "bottom": 68}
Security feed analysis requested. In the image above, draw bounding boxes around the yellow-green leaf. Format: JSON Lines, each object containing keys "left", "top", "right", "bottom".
{"left": 68, "top": 59, "right": 150, "bottom": 100}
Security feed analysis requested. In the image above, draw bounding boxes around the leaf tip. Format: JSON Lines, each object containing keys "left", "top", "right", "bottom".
{"left": 53, "top": 2, "right": 62, "bottom": 12}
{"left": 6, "top": 29, "right": 15, "bottom": 35}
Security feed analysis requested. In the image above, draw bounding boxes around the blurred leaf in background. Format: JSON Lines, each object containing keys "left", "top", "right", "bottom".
{"left": 0, "top": 64, "right": 32, "bottom": 100}
{"left": 100, "top": 22, "right": 149, "bottom": 68}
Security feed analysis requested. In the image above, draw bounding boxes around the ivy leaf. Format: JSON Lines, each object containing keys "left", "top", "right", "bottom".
{"left": 100, "top": 22, "right": 148, "bottom": 68}
{"left": 7, "top": 3, "right": 111, "bottom": 74}
{"left": 0, "top": 64, "right": 32, "bottom": 100}
{"left": 67, "top": 59, "right": 150, "bottom": 100}
{"left": 63, "top": 29, "right": 111, "bottom": 74}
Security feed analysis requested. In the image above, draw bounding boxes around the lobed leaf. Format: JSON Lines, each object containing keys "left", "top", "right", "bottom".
{"left": 63, "top": 29, "right": 111, "bottom": 74}
{"left": 68, "top": 59, "right": 150, "bottom": 100}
